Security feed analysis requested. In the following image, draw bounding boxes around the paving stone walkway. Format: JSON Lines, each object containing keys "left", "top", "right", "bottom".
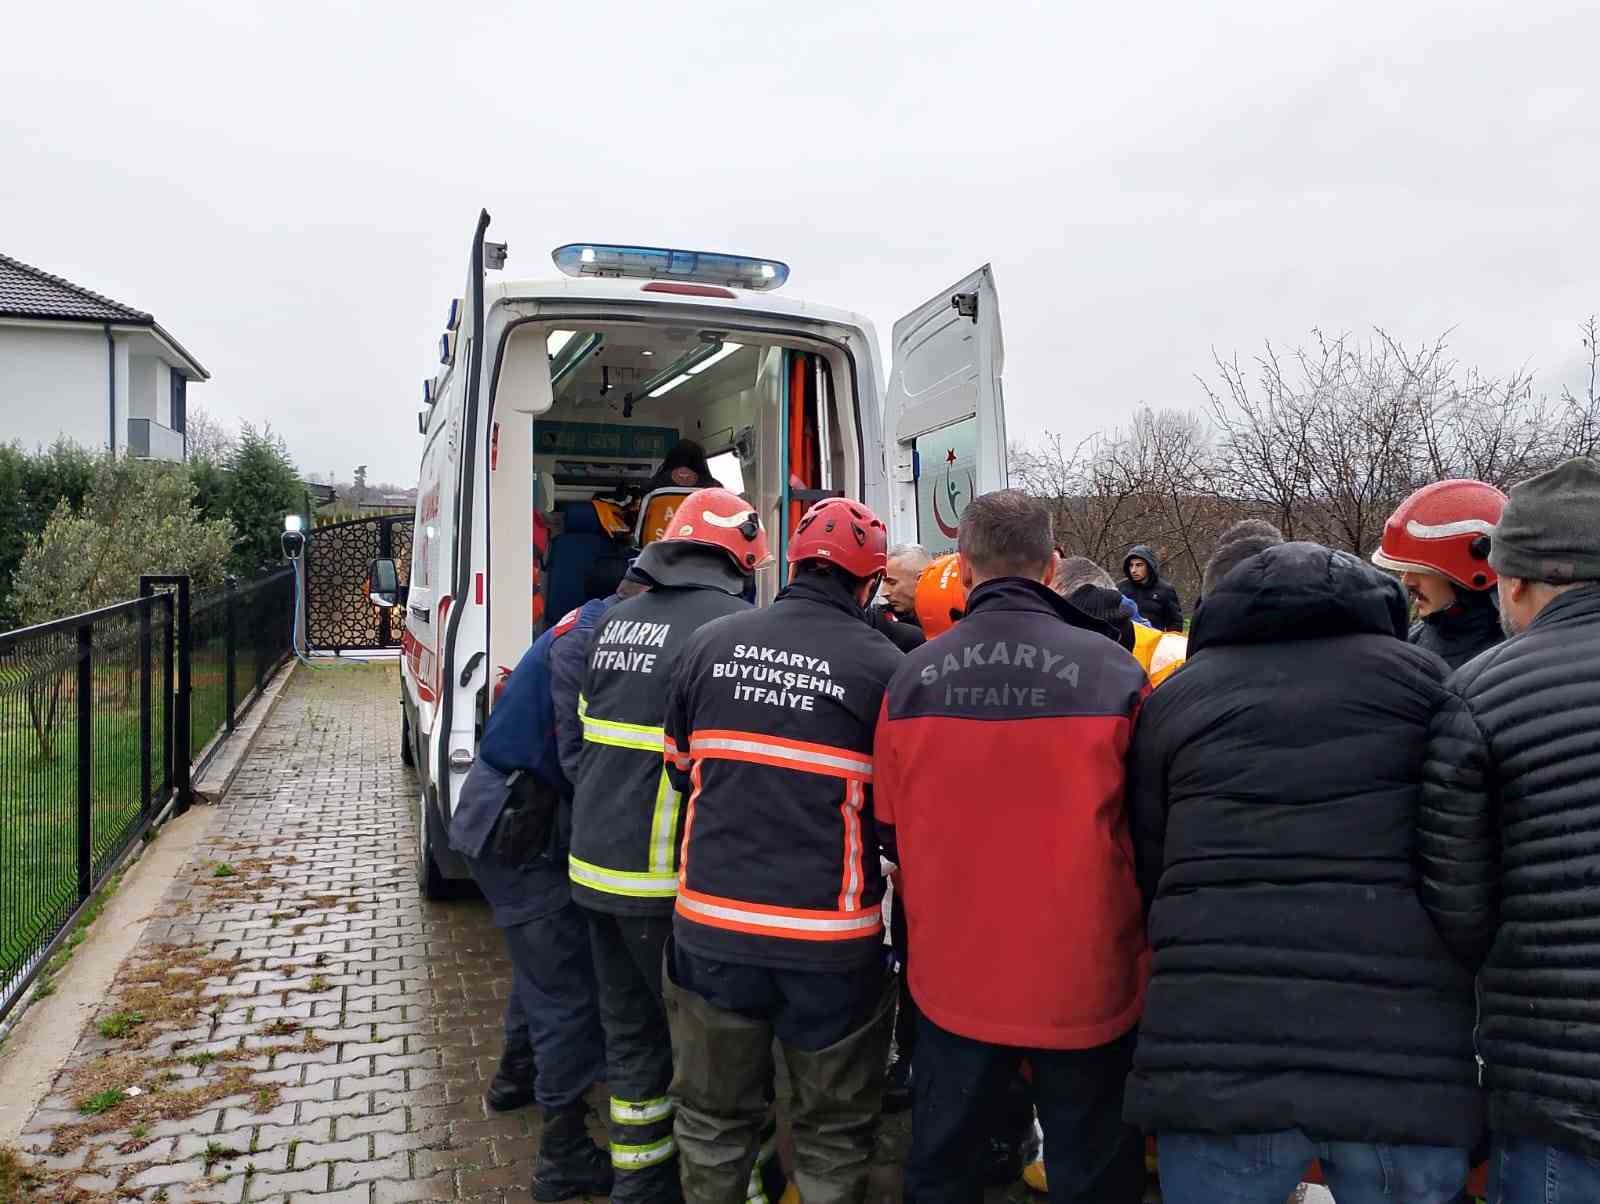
{"left": 11, "top": 660, "right": 1177, "bottom": 1204}
{"left": 14, "top": 661, "right": 555, "bottom": 1203}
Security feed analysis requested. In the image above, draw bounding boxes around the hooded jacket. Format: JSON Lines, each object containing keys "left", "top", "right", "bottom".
{"left": 1118, "top": 545, "right": 1184, "bottom": 632}
{"left": 1124, "top": 542, "right": 1481, "bottom": 1148}
{"left": 1419, "top": 584, "right": 1600, "bottom": 1158}
{"left": 875, "top": 577, "right": 1149, "bottom": 1049}
{"left": 1409, "top": 586, "right": 1503, "bottom": 670}
{"left": 569, "top": 542, "right": 750, "bottom": 916}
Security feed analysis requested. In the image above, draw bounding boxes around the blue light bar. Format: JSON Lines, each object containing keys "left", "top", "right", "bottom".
{"left": 552, "top": 243, "right": 789, "bottom": 292}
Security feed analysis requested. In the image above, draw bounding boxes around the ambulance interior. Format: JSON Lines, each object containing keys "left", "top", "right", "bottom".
{"left": 497, "top": 320, "right": 860, "bottom": 632}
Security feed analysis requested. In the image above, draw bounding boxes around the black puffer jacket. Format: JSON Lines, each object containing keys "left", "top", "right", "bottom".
{"left": 1118, "top": 544, "right": 1184, "bottom": 632}
{"left": 1410, "top": 586, "right": 1503, "bottom": 670}
{"left": 1125, "top": 542, "right": 1482, "bottom": 1147}
{"left": 1419, "top": 583, "right": 1600, "bottom": 1158}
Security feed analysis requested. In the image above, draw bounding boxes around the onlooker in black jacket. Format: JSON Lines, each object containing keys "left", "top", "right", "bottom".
{"left": 1420, "top": 457, "right": 1600, "bottom": 1202}
{"left": 1126, "top": 537, "right": 1480, "bottom": 1203}
{"left": 1117, "top": 544, "right": 1183, "bottom": 631}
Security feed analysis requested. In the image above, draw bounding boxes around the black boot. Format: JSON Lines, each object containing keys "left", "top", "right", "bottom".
{"left": 486, "top": 1035, "right": 538, "bottom": 1113}
{"left": 533, "top": 1100, "right": 614, "bottom": 1202}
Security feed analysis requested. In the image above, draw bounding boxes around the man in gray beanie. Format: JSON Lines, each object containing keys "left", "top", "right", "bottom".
{"left": 1418, "top": 456, "right": 1600, "bottom": 1204}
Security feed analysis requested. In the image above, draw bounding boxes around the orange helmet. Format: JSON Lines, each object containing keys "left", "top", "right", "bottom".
{"left": 663, "top": 487, "right": 772, "bottom": 575}
{"left": 914, "top": 553, "right": 967, "bottom": 636}
{"left": 1372, "top": 479, "right": 1507, "bottom": 591}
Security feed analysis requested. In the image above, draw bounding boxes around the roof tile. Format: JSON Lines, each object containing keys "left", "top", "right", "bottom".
{"left": 0, "top": 251, "right": 152, "bottom": 323}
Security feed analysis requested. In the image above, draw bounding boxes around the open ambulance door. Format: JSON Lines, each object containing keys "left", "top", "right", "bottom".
{"left": 882, "top": 265, "right": 1007, "bottom": 555}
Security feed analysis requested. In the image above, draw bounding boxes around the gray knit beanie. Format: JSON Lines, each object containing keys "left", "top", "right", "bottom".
{"left": 1489, "top": 457, "right": 1600, "bottom": 583}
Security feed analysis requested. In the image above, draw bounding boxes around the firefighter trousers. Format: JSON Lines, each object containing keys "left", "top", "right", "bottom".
{"left": 583, "top": 909, "right": 681, "bottom": 1204}
{"left": 666, "top": 945, "right": 896, "bottom": 1204}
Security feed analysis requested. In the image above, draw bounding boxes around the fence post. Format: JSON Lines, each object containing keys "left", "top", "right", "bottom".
{"left": 76, "top": 623, "right": 93, "bottom": 901}
{"left": 174, "top": 576, "right": 192, "bottom": 815}
{"left": 139, "top": 592, "right": 153, "bottom": 817}
{"left": 224, "top": 576, "right": 238, "bottom": 731}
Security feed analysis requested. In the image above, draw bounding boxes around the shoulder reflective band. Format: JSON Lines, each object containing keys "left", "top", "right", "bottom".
{"left": 677, "top": 886, "right": 883, "bottom": 942}
{"left": 611, "top": 1135, "right": 677, "bottom": 1171}
{"left": 611, "top": 1095, "right": 674, "bottom": 1125}
{"left": 579, "top": 694, "right": 668, "bottom": 753}
{"left": 570, "top": 855, "right": 679, "bottom": 898}
{"left": 689, "top": 730, "right": 872, "bottom": 780}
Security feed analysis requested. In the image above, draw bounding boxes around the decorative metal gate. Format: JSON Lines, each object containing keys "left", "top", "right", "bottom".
{"left": 304, "top": 515, "right": 413, "bottom": 651}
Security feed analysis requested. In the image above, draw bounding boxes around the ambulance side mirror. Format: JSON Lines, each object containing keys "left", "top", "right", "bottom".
{"left": 368, "top": 558, "right": 401, "bottom": 609}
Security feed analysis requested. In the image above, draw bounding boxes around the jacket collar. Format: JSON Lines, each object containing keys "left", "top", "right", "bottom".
{"left": 777, "top": 570, "right": 867, "bottom": 620}
{"left": 1528, "top": 582, "right": 1600, "bottom": 632}
{"left": 632, "top": 541, "right": 746, "bottom": 595}
{"left": 965, "top": 576, "right": 1118, "bottom": 640}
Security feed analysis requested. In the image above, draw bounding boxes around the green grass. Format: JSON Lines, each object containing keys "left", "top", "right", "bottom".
{"left": 77, "top": 1088, "right": 126, "bottom": 1115}
{"left": 210, "top": 862, "right": 236, "bottom": 879}
{"left": 97, "top": 1009, "right": 145, "bottom": 1039}
{"left": 0, "top": 707, "right": 155, "bottom": 981}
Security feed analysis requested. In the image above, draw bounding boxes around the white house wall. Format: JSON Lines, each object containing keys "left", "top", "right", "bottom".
{"left": 0, "top": 325, "right": 113, "bottom": 452}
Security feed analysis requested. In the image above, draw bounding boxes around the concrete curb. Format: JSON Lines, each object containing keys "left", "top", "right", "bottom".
{"left": 0, "top": 659, "right": 299, "bottom": 1143}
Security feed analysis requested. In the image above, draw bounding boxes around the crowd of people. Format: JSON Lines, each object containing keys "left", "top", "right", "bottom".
{"left": 447, "top": 454, "right": 1600, "bottom": 1204}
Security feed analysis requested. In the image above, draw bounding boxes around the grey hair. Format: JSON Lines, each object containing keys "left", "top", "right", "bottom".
{"left": 1215, "top": 518, "right": 1286, "bottom": 548}
{"left": 1052, "top": 555, "right": 1115, "bottom": 597}
{"left": 886, "top": 543, "right": 933, "bottom": 572}
{"left": 958, "top": 490, "right": 1055, "bottom": 580}
{"left": 1203, "top": 534, "right": 1284, "bottom": 595}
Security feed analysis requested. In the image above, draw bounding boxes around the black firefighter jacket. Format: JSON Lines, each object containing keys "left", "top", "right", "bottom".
{"left": 569, "top": 544, "right": 749, "bottom": 916}
{"left": 664, "top": 572, "right": 905, "bottom": 972}
{"left": 1124, "top": 542, "right": 1483, "bottom": 1148}
{"left": 1420, "top": 583, "right": 1600, "bottom": 1158}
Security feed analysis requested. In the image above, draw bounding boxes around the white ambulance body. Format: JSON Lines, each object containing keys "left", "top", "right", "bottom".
{"left": 391, "top": 213, "right": 1008, "bottom": 895}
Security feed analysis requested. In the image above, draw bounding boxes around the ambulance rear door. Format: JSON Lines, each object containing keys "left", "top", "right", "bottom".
{"left": 881, "top": 265, "right": 1007, "bottom": 554}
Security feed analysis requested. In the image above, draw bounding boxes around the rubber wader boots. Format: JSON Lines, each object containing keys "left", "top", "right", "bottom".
{"left": 781, "top": 974, "right": 897, "bottom": 1204}
{"left": 665, "top": 968, "right": 775, "bottom": 1204}
{"left": 487, "top": 1032, "right": 538, "bottom": 1113}
{"left": 532, "top": 1100, "right": 614, "bottom": 1202}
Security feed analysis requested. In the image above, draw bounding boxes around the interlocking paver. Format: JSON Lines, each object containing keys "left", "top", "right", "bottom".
{"left": 9, "top": 664, "right": 535, "bottom": 1201}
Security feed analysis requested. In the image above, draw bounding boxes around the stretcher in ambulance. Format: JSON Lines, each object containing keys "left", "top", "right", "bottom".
{"left": 370, "top": 212, "right": 1009, "bottom": 897}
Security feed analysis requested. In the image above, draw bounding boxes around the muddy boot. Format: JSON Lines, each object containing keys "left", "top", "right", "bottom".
{"left": 533, "top": 1100, "right": 613, "bottom": 1201}
{"left": 664, "top": 959, "right": 774, "bottom": 1204}
{"left": 487, "top": 1033, "right": 538, "bottom": 1113}
{"left": 782, "top": 973, "right": 897, "bottom": 1204}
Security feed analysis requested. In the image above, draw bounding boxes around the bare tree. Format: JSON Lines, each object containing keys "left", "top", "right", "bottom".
{"left": 1559, "top": 316, "right": 1600, "bottom": 460}
{"left": 184, "top": 404, "right": 238, "bottom": 462}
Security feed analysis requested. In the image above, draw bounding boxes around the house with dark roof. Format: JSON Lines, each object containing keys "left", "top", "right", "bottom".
{"left": 0, "top": 252, "right": 208, "bottom": 461}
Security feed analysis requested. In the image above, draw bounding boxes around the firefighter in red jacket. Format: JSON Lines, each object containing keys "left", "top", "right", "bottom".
{"left": 662, "top": 498, "right": 904, "bottom": 1204}
{"left": 874, "top": 489, "right": 1150, "bottom": 1204}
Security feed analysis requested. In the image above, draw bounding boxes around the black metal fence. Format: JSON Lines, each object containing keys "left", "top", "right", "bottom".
{"left": 0, "top": 567, "right": 295, "bottom": 1021}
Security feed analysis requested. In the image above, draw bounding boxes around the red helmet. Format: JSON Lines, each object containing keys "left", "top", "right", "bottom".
{"left": 663, "top": 487, "right": 772, "bottom": 574}
{"left": 787, "top": 498, "right": 888, "bottom": 579}
{"left": 1371, "top": 479, "right": 1508, "bottom": 590}
{"left": 914, "top": 553, "right": 967, "bottom": 636}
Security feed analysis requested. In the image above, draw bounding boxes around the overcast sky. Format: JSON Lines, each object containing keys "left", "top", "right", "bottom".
{"left": 4, "top": 2, "right": 1595, "bottom": 484}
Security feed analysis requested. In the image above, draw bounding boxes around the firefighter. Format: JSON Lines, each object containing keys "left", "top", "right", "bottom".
{"left": 660, "top": 497, "right": 902, "bottom": 1204}
{"left": 568, "top": 487, "right": 768, "bottom": 1204}
{"left": 1371, "top": 478, "right": 1508, "bottom": 669}
{"left": 449, "top": 562, "right": 627, "bottom": 1200}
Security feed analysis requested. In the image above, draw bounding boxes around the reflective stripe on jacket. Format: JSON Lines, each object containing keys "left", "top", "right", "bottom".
{"left": 569, "top": 573, "right": 749, "bottom": 915}
{"left": 664, "top": 572, "right": 905, "bottom": 971}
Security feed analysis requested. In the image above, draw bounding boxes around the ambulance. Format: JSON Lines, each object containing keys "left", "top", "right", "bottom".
{"left": 371, "top": 211, "right": 1008, "bottom": 896}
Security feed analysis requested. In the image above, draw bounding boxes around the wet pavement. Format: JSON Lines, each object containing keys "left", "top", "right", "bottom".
{"left": 8, "top": 659, "right": 1300, "bottom": 1202}
{"left": 14, "top": 662, "right": 548, "bottom": 1202}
